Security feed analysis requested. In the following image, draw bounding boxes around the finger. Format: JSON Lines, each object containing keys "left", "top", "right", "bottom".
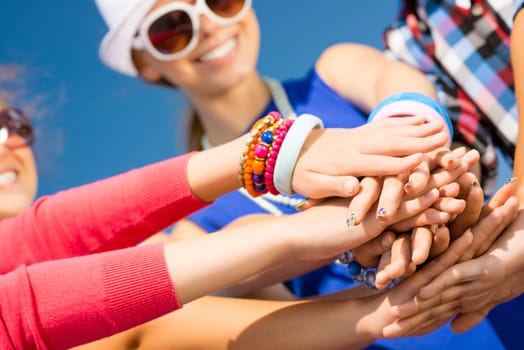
{"left": 348, "top": 177, "right": 381, "bottom": 225}
{"left": 377, "top": 173, "right": 409, "bottom": 222}
{"left": 294, "top": 173, "right": 361, "bottom": 199}
{"left": 431, "top": 147, "right": 461, "bottom": 170}
{"left": 408, "top": 314, "right": 455, "bottom": 337}
{"left": 383, "top": 301, "right": 459, "bottom": 338}
{"left": 479, "top": 177, "right": 517, "bottom": 220}
{"left": 404, "top": 229, "right": 473, "bottom": 299}
{"left": 376, "top": 249, "right": 392, "bottom": 277}
{"left": 411, "top": 226, "right": 433, "bottom": 265}
{"left": 426, "top": 147, "right": 466, "bottom": 170}
{"left": 345, "top": 153, "right": 426, "bottom": 176}
{"left": 461, "top": 196, "right": 519, "bottom": 261}
{"left": 429, "top": 225, "right": 450, "bottom": 257}
{"left": 423, "top": 150, "right": 480, "bottom": 191}
{"left": 418, "top": 253, "right": 483, "bottom": 299}
{"left": 376, "top": 235, "right": 414, "bottom": 289}
{"left": 296, "top": 198, "right": 324, "bottom": 211}
{"left": 352, "top": 231, "right": 395, "bottom": 267}
{"left": 373, "top": 115, "right": 427, "bottom": 128}
{"left": 450, "top": 178, "right": 483, "bottom": 240}
{"left": 375, "top": 117, "right": 447, "bottom": 140}
{"left": 450, "top": 307, "right": 492, "bottom": 334}
{"left": 439, "top": 182, "right": 460, "bottom": 197}
{"left": 432, "top": 197, "right": 466, "bottom": 215}
{"left": 390, "top": 208, "right": 450, "bottom": 232}
{"left": 404, "top": 157, "right": 430, "bottom": 196}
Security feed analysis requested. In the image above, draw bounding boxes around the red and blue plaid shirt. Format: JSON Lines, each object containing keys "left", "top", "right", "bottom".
{"left": 384, "top": 0, "right": 523, "bottom": 193}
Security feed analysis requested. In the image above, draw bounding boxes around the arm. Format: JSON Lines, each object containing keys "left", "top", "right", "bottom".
{"left": 0, "top": 153, "right": 208, "bottom": 273}
{"left": 0, "top": 116, "right": 447, "bottom": 273}
{"left": 72, "top": 221, "right": 474, "bottom": 350}
{"left": 315, "top": 43, "right": 438, "bottom": 113}
{"left": 0, "top": 191, "right": 441, "bottom": 350}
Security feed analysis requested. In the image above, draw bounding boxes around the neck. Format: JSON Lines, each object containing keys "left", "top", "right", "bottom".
{"left": 188, "top": 73, "right": 271, "bottom": 146}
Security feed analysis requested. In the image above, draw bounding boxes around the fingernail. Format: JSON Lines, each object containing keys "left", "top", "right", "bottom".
{"left": 505, "top": 177, "right": 517, "bottom": 185}
{"left": 344, "top": 178, "right": 360, "bottom": 195}
{"left": 382, "top": 235, "right": 394, "bottom": 248}
{"left": 294, "top": 199, "right": 307, "bottom": 211}
{"left": 470, "top": 180, "right": 479, "bottom": 190}
{"left": 346, "top": 212, "right": 357, "bottom": 227}
{"left": 376, "top": 207, "right": 388, "bottom": 218}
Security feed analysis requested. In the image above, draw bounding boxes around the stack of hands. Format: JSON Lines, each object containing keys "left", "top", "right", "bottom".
{"left": 288, "top": 114, "right": 520, "bottom": 340}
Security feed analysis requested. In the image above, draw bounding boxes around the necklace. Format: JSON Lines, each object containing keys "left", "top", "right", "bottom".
{"left": 201, "top": 77, "right": 302, "bottom": 215}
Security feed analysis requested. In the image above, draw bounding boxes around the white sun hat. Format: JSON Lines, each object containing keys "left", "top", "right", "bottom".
{"left": 95, "top": 0, "right": 157, "bottom": 76}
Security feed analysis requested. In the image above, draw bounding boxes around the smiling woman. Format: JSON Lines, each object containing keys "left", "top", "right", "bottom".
{"left": 0, "top": 96, "right": 38, "bottom": 220}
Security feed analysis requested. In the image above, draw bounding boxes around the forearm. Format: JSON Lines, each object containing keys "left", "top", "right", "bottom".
{"left": 511, "top": 8, "right": 524, "bottom": 201}
{"left": 0, "top": 153, "right": 207, "bottom": 272}
{"left": 165, "top": 216, "right": 293, "bottom": 304}
{"left": 187, "top": 134, "right": 246, "bottom": 202}
{"left": 491, "top": 210, "right": 524, "bottom": 297}
{"left": 73, "top": 296, "right": 372, "bottom": 350}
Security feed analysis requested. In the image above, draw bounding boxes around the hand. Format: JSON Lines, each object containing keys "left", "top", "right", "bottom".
{"left": 293, "top": 116, "right": 448, "bottom": 198}
{"left": 350, "top": 152, "right": 479, "bottom": 285}
{"left": 354, "top": 230, "right": 473, "bottom": 340}
{"left": 292, "top": 189, "right": 447, "bottom": 262}
{"left": 382, "top": 191, "right": 520, "bottom": 336}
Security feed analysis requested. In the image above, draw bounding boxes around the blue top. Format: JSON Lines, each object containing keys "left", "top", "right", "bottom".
{"left": 188, "top": 69, "right": 510, "bottom": 350}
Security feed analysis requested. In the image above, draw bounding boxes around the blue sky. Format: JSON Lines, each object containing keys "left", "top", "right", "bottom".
{"left": 0, "top": 1, "right": 510, "bottom": 197}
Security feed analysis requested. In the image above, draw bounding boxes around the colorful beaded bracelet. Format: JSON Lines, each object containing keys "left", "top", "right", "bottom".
{"left": 240, "top": 111, "right": 295, "bottom": 197}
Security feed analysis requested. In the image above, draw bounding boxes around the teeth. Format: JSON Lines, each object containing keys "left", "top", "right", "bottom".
{"left": 0, "top": 171, "right": 16, "bottom": 186}
{"left": 200, "top": 38, "right": 236, "bottom": 62}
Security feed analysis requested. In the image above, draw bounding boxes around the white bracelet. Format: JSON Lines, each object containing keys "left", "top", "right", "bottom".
{"left": 273, "top": 114, "right": 324, "bottom": 195}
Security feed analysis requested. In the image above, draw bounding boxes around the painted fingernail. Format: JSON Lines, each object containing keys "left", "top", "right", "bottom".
{"left": 376, "top": 207, "right": 387, "bottom": 218}
{"left": 294, "top": 199, "right": 307, "bottom": 211}
{"left": 505, "top": 177, "right": 517, "bottom": 185}
{"left": 470, "top": 180, "right": 479, "bottom": 189}
{"left": 346, "top": 212, "right": 357, "bottom": 227}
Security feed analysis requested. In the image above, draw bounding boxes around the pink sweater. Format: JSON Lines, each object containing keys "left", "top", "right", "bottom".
{"left": 0, "top": 153, "right": 208, "bottom": 349}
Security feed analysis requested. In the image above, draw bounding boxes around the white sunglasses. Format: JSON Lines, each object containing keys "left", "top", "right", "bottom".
{"left": 133, "top": 0, "right": 252, "bottom": 61}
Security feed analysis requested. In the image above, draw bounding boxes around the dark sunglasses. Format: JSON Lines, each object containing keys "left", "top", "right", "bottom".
{"left": 133, "top": 0, "right": 251, "bottom": 61}
{"left": 0, "top": 107, "right": 34, "bottom": 148}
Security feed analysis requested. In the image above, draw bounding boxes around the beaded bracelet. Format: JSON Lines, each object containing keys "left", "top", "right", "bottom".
{"left": 240, "top": 113, "right": 280, "bottom": 196}
{"left": 264, "top": 118, "right": 294, "bottom": 195}
{"left": 368, "top": 92, "right": 454, "bottom": 146}
{"left": 240, "top": 111, "right": 296, "bottom": 197}
{"left": 252, "top": 118, "right": 286, "bottom": 194}
{"left": 337, "top": 250, "right": 400, "bottom": 289}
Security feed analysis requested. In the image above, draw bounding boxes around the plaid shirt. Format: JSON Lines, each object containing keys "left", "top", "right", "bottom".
{"left": 384, "top": 0, "right": 523, "bottom": 193}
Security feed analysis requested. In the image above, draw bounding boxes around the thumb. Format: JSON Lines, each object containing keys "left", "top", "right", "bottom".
{"left": 293, "top": 173, "right": 359, "bottom": 199}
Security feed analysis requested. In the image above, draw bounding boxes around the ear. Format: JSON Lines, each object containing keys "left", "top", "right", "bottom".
{"left": 131, "top": 49, "right": 163, "bottom": 83}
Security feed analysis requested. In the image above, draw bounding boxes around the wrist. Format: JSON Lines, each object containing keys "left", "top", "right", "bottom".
{"left": 368, "top": 92, "right": 453, "bottom": 146}
{"left": 491, "top": 211, "right": 524, "bottom": 280}
{"left": 187, "top": 135, "right": 246, "bottom": 202}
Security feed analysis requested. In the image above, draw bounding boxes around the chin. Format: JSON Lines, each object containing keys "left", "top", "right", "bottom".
{"left": 0, "top": 195, "right": 32, "bottom": 219}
